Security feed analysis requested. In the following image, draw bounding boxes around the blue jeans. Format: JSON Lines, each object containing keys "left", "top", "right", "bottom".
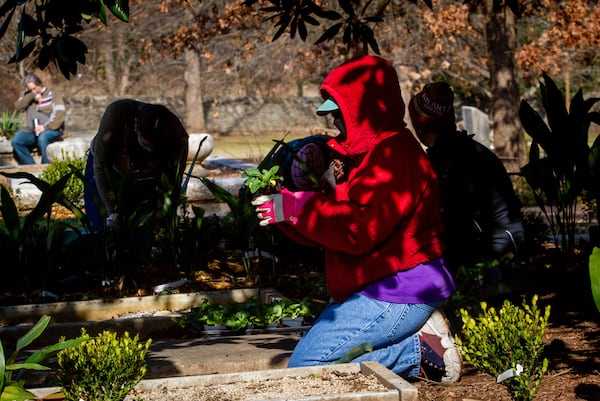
{"left": 288, "top": 293, "right": 437, "bottom": 378}
{"left": 83, "top": 151, "right": 104, "bottom": 231}
{"left": 11, "top": 129, "right": 62, "bottom": 164}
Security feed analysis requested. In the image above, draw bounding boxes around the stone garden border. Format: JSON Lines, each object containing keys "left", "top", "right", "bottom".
{"left": 29, "top": 361, "right": 417, "bottom": 401}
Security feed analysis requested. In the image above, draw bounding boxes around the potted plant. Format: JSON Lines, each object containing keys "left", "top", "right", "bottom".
{"left": 201, "top": 303, "right": 229, "bottom": 331}
{"left": 262, "top": 300, "right": 285, "bottom": 329}
{"left": 240, "top": 297, "right": 266, "bottom": 329}
{"left": 184, "top": 299, "right": 228, "bottom": 332}
{"left": 223, "top": 302, "right": 252, "bottom": 333}
{"left": 281, "top": 299, "right": 313, "bottom": 327}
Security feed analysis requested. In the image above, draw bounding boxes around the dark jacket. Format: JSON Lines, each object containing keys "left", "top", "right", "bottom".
{"left": 90, "top": 99, "right": 189, "bottom": 214}
{"left": 427, "top": 130, "right": 525, "bottom": 270}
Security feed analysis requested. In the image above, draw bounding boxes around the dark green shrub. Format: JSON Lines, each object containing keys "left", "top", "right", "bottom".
{"left": 57, "top": 330, "right": 151, "bottom": 401}
{"left": 40, "top": 151, "right": 86, "bottom": 207}
{"left": 456, "top": 296, "right": 550, "bottom": 401}
{"left": 511, "top": 175, "right": 537, "bottom": 208}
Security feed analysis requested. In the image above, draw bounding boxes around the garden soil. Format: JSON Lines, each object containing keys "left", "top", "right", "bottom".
{"left": 415, "top": 321, "right": 600, "bottom": 401}
{"left": 125, "top": 371, "right": 390, "bottom": 401}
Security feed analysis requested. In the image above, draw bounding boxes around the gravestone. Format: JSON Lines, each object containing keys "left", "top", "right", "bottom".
{"left": 461, "top": 106, "right": 491, "bottom": 148}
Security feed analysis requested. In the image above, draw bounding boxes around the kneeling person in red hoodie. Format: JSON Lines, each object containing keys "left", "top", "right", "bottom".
{"left": 252, "top": 55, "right": 462, "bottom": 382}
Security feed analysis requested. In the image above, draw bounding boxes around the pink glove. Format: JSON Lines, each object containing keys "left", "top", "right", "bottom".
{"left": 251, "top": 188, "right": 316, "bottom": 226}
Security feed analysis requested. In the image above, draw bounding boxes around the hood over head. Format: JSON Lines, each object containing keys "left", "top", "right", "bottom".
{"left": 319, "top": 55, "right": 406, "bottom": 157}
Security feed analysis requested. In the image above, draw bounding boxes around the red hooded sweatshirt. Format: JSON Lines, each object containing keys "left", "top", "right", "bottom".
{"left": 281, "top": 55, "right": 444, "bottom": 302}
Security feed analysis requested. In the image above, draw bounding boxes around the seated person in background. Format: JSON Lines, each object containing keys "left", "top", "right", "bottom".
{"left": 12, "top": 73, "right": 65, "bottom": 164}
{"left": 408, "top": 82, "right": 525, "bottom": 275}
{"left": 84, "top": 99, "right": 189, "bottom": 233}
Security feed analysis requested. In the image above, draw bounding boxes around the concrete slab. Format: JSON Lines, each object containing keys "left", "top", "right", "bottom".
{"left": 145, "top": 333, "right": 301, "bottom": 378}
{"left": 23, "top": 330, "right": 303, "bottom": 387}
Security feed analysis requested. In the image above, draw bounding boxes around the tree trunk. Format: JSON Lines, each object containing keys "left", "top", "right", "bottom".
{"left": 484, "top": 1, "right": 525, "bottom": 173}
{"left": 184, "top": 49, "right": 205, "bottom": 132}
{"left": 102, "top": 27, "right": 132, "bottom": 96}
{"left": 116, "top": 28, "right": 131, "bottom": 96}
{"left": 102, "top": 41, "right": 117, "bottom": 97}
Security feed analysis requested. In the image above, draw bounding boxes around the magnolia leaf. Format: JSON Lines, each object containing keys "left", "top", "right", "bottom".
{"left": 0, "top": 6, "right": 15, "bottom": 40}
{"left": 315, "top": 22, "right": 343, "bottom": 45}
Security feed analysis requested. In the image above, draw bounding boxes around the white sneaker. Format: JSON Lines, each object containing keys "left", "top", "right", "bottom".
{"left": 418, "top": 309, "right": 462, "bottom": 383}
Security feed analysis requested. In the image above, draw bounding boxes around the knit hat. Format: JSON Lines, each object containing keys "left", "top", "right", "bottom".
{"left": 412, "top": 82, "right": 455, "bottom": 122}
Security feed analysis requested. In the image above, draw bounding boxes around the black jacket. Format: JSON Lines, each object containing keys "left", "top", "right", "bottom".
{"left": 427, "top": 130, "right": 525, "bottom": 270}
{"left": 90, "top": 99, "right": 189, "bottom": 214}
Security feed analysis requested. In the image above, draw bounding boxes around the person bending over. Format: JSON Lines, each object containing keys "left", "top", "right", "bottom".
{"left": 84, "top": 99, "right": 189, "bottom": 233}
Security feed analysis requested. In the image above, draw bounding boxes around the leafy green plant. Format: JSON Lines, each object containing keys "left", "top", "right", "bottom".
{"left": 40, "top": 151, "right": 86, "bottom": 207}
{"left": 240, "top": 297, "right": 267, "bottom": 327}
{"left": 241, "top": 165, "right": 284, "bottom": 195}
{"left": 223, "top": 303, "right": 252, "bottom": 332}
{"left": 175, "top": 299, "right": 228, "bottom": 328}
{"left": 0, "top": 315, "right": 85, "bottom": 401}
{"left": 172, "top": 297, "right": 321, "bottom": 331}
{"left": 262, "top": 300, "right": 285, "bottom": 325}
{"left": 203, "top": 306, "right": 226, "bottom": 327}
{"left": 519, "top": 71, "right": 600, "bottom": 252}
{"left": 57, "top": 330, "right": 151, "bottom": 401}
{"left": 178, "top": 299, "right": 253, "bottom": 331}
{"left": 0, "top": 109, "right": 21, "bottom": 140}
{"left": 282, "top": 298, "right": 313, "bottom": 320}
{"left": 156, "top": 136, "right": 208, "bottom": 274}
{"left": 240, "top": 135, "right": 296, "bottom": 196}
{"left": 456, "top": 295, "right": 550, "bottom": 401}
{"left": 0, "top": 171, "right": 90, "bottom": 270}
